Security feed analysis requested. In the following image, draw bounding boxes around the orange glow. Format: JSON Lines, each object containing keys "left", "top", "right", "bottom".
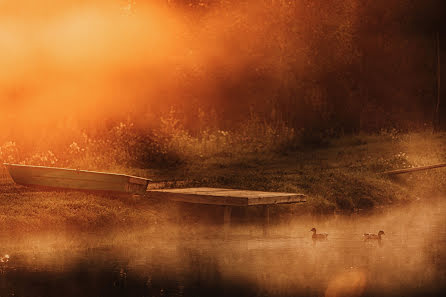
{"left": 0, "top": 0, "right": 303, "bottom": 159}
{"left": 325, "top": 269, "right": 367, "bottom": 297}
{"left": 0, "top": 1, "right": 182, "bottom": 141}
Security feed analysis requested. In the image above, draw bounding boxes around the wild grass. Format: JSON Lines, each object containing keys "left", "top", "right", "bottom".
{"left": 1, "top": 118, "right": 446, "bottom": 232}
{"left": 0, "top": 114, "right": 296, "bottom": 170}
{"left": 150, "top": 130, "right": 446, "bottom": 215}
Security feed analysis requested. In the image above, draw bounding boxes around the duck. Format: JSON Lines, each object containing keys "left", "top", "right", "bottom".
{"left": 310, "top": 228, "right": 328, "bottom": 240}
{"left": 363, "top": 230, "right": 385, "bottom": 240}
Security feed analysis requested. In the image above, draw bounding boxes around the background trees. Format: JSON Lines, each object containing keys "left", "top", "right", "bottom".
{"left": 139, "top": 0, "right": 446, "bottom": 134}
{"left": 1, "top": 0, "right": 445, "bottom": 164}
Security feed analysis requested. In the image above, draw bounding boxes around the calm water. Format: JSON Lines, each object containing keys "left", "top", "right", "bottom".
{"left": 1, "top": 199, "right": 445, "bottom": 297}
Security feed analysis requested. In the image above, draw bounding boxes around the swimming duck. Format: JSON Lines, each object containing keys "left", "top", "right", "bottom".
{"left": 363, "top": 230, "right": 385, "bottom": 240}
{"left": 310, "top": 228, "right": 328, "bottom": 240}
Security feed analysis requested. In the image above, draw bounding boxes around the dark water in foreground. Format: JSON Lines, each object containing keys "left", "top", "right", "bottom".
{"left": 1, "top": 200, "right": 446, "bottom": 297}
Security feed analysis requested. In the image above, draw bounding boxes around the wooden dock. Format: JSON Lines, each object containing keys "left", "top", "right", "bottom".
{"left": 148, "top": 187, "right": 306, "bottom": 206}
{"left": 147, "top": 187, "right": 306, "bottom": 236}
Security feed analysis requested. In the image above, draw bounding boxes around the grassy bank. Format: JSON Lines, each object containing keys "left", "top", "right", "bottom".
{"left": 155, "top": 131, "right": 446, "bottom": 213}
{"left": 1, "top": 131, "right": 446, "bottom": 233}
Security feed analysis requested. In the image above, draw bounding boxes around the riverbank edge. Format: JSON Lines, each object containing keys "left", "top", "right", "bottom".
{"left": 1, "top": 132, "right": 446, "bottom": 233}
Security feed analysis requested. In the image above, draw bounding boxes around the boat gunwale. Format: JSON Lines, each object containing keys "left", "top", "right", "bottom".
{"left": 3, "top": 163, "right": 152, "bottom": 182}
{"left": 10, "top": 182, "right": 147, "bottom": 196}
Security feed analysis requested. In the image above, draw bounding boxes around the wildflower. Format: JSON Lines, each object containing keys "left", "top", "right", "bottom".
{"left": 0, "top": 254, "right": 9, "bottom": 263}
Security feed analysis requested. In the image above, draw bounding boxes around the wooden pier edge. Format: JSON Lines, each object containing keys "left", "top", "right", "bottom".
{"left": 146, "top": 187, "right": 306, "bottom": 206}
{"left": 146, "top": 187, "right": 306, "bottom": 237}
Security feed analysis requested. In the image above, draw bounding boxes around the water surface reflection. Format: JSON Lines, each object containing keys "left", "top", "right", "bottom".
{"left": 1, "top": 199, "right": 445, "bottom": 297}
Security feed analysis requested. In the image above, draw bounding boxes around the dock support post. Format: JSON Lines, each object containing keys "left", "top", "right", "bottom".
{"left": 263, "top": 205, "right": 270, "bottom": 237}
{"left": 223, "top": 206, "right": 232, "bottom": 238}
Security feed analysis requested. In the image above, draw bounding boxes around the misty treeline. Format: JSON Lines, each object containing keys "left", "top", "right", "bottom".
{"left": 1, "top": 0, "right": 445, "bottom": 168}
{"left": 128, "top": 0, "right": 446, "bottom": 134}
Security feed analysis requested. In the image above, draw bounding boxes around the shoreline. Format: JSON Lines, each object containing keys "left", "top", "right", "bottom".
{"left": 1, "top": 132, "right": 446, "bottom": 233}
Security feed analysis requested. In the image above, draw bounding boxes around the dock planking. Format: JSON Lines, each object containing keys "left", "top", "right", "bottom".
{"left": 147, "top": 187, "right": 306, "bottom": 236}
{"left": 147, "top": 187, "right": 306, "bottom": 206}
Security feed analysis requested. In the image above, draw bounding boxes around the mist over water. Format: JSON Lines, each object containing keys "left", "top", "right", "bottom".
{"left": 1, "top": 198, "right": 445, "bottom": 297}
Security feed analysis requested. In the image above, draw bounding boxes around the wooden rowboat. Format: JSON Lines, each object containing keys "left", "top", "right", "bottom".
{"left": 3, "top": 163, "right": 151, "bottom": 195}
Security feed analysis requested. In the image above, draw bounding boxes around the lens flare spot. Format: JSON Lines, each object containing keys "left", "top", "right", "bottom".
{"left": 325, "top": 269, "right": 367, "bottom": 297}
